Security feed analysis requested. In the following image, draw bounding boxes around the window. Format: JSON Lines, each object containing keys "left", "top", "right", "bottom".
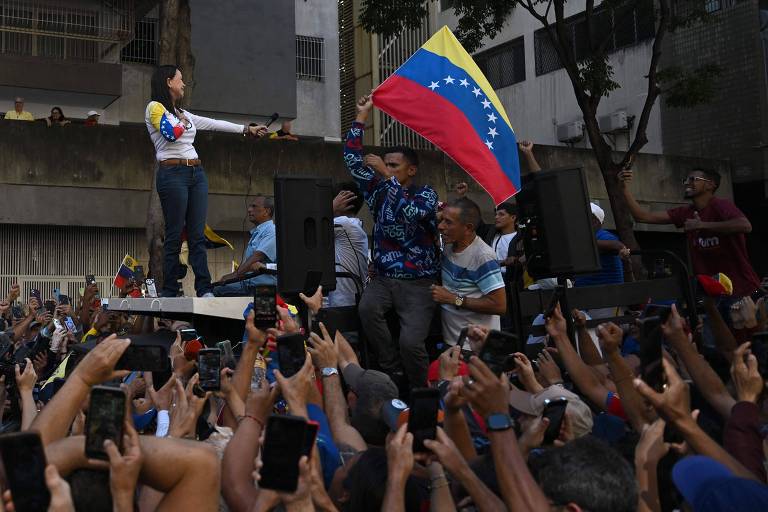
{"left": 121, "top": 17, "right": 158, "bottom": 65}
{"left": 535, "top": 28, "right": 562, "bottom": 76}
{"left": 475, "top": 37, "right": 525, "bottom": 88}
{"left": 704, "top": 0, "right": 722, "bottom": 13}
{"left": 296, "top": 35, "right": 324, "bottom": 82}
{"left": 534, "top": 0, "right": 656, "bottom": 76}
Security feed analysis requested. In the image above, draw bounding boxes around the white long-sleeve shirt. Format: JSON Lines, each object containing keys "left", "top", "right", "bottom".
{"left": 145, "top": 101, "right": 244, "bottom": 161}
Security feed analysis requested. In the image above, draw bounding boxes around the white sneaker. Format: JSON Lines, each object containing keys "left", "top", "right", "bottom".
{"left": 201, "top": 292, "right": 215, "bottom": 298}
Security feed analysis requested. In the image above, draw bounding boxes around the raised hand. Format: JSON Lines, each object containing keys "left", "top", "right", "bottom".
{"left": 731, "top": 342, "right": 764, "bottom": 403}
{"left": 71, "top": 335, "right": 130, "bottom": 387}
{"left": 298, "top": 285, "right": 323, "bottom": 316}
{"left": 597, "top": 322, "right": 623, "bottom": 355}
{"left": 438, "top": 345, "right": 461, "bottom": 381}
{"left": 307, "top": 322, "right": 338, "bottom": 370}
{"left": 634, "top": 358, "right": 693, "bottom": 428}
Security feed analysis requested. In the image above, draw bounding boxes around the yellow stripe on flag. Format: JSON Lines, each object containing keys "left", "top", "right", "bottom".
{"left": 421, "top": 26, "right": 513, "bottom": 130}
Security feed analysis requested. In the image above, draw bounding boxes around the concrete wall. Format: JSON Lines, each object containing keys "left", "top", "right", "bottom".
{"left": 435, "top": 0, "right": 663, "bottom": 153}
{"left": 0, "top": 118, "right": 730, "bottom": 234}
{"left": 293, "top": 0, "right": 341, "bottom": 139}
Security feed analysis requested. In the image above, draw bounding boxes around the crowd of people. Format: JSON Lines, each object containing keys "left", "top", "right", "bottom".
{"left": 0, "top": 90, "right": 767, "bottom": 512}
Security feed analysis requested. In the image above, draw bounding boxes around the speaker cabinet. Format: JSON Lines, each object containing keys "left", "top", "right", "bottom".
{"left": 516, "top": 167, "right": 600, "bottom": 278}
{"left": 274, "top": 176, "right": 336, "bottom": 294}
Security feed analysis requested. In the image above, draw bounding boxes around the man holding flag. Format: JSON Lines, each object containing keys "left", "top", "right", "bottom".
{"left": 345, "top": 94, "right": 440, "bottom": 391}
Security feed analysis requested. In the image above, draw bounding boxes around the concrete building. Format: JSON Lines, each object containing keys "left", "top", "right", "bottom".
{"left": 0, "top": 0, "right": 340, "bottom": 138}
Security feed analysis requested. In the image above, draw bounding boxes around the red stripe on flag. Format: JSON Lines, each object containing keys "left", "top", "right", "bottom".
{"left": 374, "top": 74, "right": 517, "bottom": 204}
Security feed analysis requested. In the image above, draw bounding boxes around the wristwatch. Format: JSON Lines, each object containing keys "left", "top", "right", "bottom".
{"left": 454, "top": 295, "right": 465, "bottom": 308}
{"left": 486, "top": 413, "right": 514, "bottom": 432}
{"left": 321, "top": 367, "right": 339, "bottom": 378}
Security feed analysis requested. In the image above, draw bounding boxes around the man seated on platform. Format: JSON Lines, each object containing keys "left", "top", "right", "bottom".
{"left": 213, "top": 194, "right": 276, "bottom": 296}
{"left": 431, "top": 197, "right": 507, "bottom": 348}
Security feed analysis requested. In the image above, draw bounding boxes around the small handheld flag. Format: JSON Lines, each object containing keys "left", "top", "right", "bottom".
{"left": 113, "top": 254, "right": 138, "bottom": 289}
{"left": 373, "top": 26, "right": 521, "bottom": 205}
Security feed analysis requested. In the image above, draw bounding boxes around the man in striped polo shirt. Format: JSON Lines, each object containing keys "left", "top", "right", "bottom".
{"left": 431, "top": 197, "right": 507, "bottom": 347}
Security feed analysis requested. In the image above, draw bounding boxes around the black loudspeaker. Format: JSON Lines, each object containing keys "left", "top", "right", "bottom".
{"left": 515, "top": 167, "right": 600, "bottom": 279}
{"left": 274, "top": 176, "right": 336, "bottom": 294}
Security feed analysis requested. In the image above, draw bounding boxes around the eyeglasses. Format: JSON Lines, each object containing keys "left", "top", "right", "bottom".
{"left": 682, "top": 176, "right": 712, "bottom": 185}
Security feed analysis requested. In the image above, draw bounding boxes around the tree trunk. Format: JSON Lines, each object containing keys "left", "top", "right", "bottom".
{"left": 147, "top": 0, "right": 187, "bottom": 287}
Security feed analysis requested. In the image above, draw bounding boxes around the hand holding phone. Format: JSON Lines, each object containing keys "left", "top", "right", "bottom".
{"left": 0, "top": 432, "right": 51, "bottom": 512}
{"left": 259, "top": 414, "right": 308, "bottom": 492}
{"left": 85, "top": 386, "right": 127, "bottom": 460}
{"left": 198, "top": 348, "right": 222, "bottom": 391}
{"left": 479, "top": 330, "right": 517, "bottom": 376}
{"left": 253, "top": 285, "right": 278, "bottom": 330}
{"left": 542, "top": 397, "right": 568, "bottom": 445}
{"left": 276, "top": 333, "right": 306, "bottom": 378}
{"left": 407, "top": 388, "right": 440, "bottom": 453}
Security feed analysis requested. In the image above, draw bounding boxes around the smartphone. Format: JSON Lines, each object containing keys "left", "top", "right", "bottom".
{"left": 301, "top": 420, "right": 320, "bottom": 457}
{"left": 479, "top": 330, "right": 517, "bottom": 376}
{"left": 253, "top": 285, "right": 277, "bottom": 330}
{"left": 180, "top": 328, "right": 198, "bottom": 342}
{"left": 59, "top": 295, "right": 70, "bottom": 306}
{"left": 52, "top": 288, "right": 61, "bottom": 302}
{"left": 65, "top": 316, "right": 77, "bottom": 332}
{"left": 408, "top": 388, "right": 440, "bottom": 453}
{"left": 145, "top": 278, "right": 158, "bottom": 298}
{"left": 134, "top": 265, "right": 145, "bottom": 284}
{"left": 86, "top": 274, "right": 97, "bottom": 286}
{"left": 542, "top": 397, "right": 568, "bottom": 445}
{"left": 457, "top": 326, "right": 469, "bottom": 348}
{"left": 30, "top": 288, "right": 42, "bottom": 305}
{"left": 277, "top": 333, "right": 306, "bottom": 378}
{"left": 260, "top": 414, "right": 308, "bottom": 492}
{"left": 217, "top": 340, "right": 236, "bottom": 370}
{"left": 115, "top": 344, "right": 168, "bottom": 372}
{"left": 638, "top": 316, "right": 664, "bottom": 392}
{"left": 100, "top": 297, "right": 109, "bottom": 311}
{"left": 197, "top": 348, "right": 221, "bottom": 391}
{"left": 44, "top": 300, "right": 56, "bottom": 315}
{"left": 303, "top": 270, "right": 323, "bottom": 296}
{"left": 0, "top": 431, "right": 51, "bottom": 512}
{"left": 85, "top": 385, "right": 127, "bottom": 460}
{"left": 543, "top": 287, "right": 563, "bottom": 319}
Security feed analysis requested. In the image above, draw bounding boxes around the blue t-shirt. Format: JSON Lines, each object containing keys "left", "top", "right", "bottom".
{"left": 574, "top": 229, "right": 624, "bottom": 287}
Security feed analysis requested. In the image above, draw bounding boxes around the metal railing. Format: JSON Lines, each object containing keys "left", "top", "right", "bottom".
{"left": 121, "top": 16, "right": 157, "bottom": 64}
{"left": 377, "top": 14, "right": 432, "bottom": 149}
{"left": 296, "top": 35, "right": 324, "bottom": 81}
{"left": 0, "top": 0, "right": 133, "bottom": 62}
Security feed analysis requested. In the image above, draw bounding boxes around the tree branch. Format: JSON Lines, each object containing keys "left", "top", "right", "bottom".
{"left": 623, "top": 0, "right": 669, "bottom": 166}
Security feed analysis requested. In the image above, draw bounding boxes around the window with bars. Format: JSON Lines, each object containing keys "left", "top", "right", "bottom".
{"left": 475, "top": 37, "right": 525, "bottom": 88}
{"left": 296, "top": 35, "right": 324, "bottom": 82}
{"left": 534, "top": 0, "right": 656, "bottom": 76}
{"left": 121, "top": 17, "right": 158, "bottom": 64}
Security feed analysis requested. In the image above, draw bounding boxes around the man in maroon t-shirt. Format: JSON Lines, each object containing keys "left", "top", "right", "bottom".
{"left": 620, "top": 168, "right": 760, "bottom": 298}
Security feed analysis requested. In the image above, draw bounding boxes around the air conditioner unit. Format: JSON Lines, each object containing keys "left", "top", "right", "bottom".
{"left": 599, "top": 111, "right": 628, "bottom": 133}
{"left": 556, "top": 121, "right": 584, "bottom": 143}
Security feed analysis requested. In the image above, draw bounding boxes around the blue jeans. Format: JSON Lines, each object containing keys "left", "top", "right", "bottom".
{"left": 156, "top": 165, "right": 211, "bottom": 296}
{"left": 213, "top": 281, "right": 257, "bottom": 297}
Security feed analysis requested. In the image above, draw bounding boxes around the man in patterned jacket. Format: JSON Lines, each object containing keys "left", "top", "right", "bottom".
{"left": 344, "top": 93, "right": 440, "bottom": 391}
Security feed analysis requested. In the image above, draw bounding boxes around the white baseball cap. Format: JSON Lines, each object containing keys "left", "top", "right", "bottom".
{"left": 590, "top": 202, "right": 605, "bottom": 224}
{"left": 87, "top": 110, "right": 100, "bottom": 117}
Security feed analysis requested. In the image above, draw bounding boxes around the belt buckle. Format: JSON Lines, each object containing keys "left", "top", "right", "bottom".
{"left": 185, "top": 158, "right": 191, "bottom": 167}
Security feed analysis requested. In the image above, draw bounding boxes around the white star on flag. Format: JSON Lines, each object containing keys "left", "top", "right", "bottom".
{"left": 485, "top": 140, "right": 494, "bottom": 150}
{"left": 488, "top": 127, "right": 498, "bottom": 138}
{"left": 459, "top": 78, "right": 469, "bottom": 87}
{"left": 444, "top": 75, "right": 455, "bottom": 84}
{"left": 481, "top": 98, "right": 492, "bottom": 109}
{"left": 472, "top": 87, "right": 482, "bottom": 97}
{"left": 487, "top": 112, "right": 498, "bottom": 123}
{"left": 428, "top": 81, "right": 440, "bottom": 91}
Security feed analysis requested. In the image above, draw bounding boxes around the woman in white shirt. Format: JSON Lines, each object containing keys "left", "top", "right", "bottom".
{"left": 146, "top": 65, "right": 266, "bottom": 297}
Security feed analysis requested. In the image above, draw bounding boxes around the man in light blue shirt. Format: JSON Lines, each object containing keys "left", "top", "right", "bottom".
{"left": 213, "top": 194, "right": 276, "bottom": 296}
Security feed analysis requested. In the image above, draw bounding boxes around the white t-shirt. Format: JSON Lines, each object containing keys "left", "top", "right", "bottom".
{"left": 441, "top": 237, "right": 505, "bottom": 345}
{"left": 491, "top": 232, "right": 517, "bottom": 273}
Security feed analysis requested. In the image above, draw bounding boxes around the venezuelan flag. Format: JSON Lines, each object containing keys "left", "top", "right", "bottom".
{"left": 113, "top": 253, "right": 138, "bottom": 289}
{"left": 373, "top": 26, "right": 521, "bottom": 205}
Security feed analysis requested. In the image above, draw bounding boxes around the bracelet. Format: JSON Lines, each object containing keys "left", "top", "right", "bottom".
{"left": 430, "top": 478, "right": 450, "bottom": 490}
{"left": 237, "top": 414, "right": 265, "bottom": 429}
{"left": 430, "top": 473, "right": 448, "bottom": 482}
